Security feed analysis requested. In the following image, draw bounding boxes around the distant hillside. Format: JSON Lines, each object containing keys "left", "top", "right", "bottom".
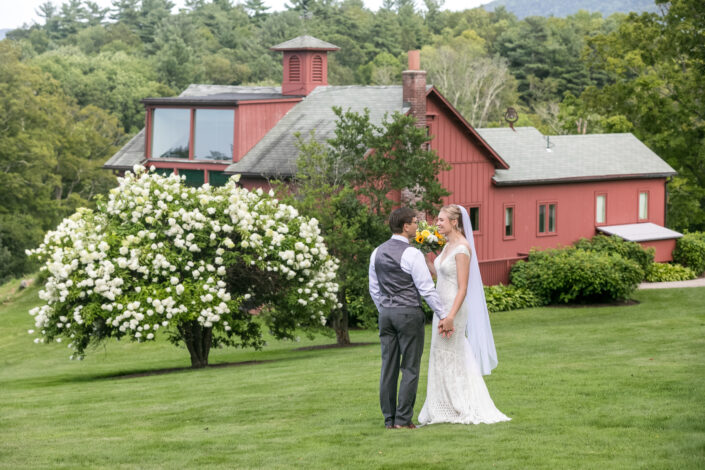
{"left": 483, "top": 0, "right": 660, "bottom": 19}
{"left": 0, "top": 29, "right": 10, "bottom": 40}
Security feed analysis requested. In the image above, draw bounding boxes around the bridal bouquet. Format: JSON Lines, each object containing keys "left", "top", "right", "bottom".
{"left": 413, "top": 220, "right": 445, "bottom": 253}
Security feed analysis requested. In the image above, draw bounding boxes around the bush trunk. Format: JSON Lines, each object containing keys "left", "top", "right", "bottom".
{"left": 179, "top": 321, "right": 213, "bottom": 368}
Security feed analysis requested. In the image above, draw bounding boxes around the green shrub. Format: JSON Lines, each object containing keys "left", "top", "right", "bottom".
{"left": 573, "top": 234, "right": 654, "bottom": 273}
{"left": 672, "top": 232, "right": 705, "bottom": 275}
{"left": 510, "top": 247, "right": 644, "bottom": 304}
{"left": 645, "top": 263, "right": 697, "bottom": 282}
{"left": 484, "top": 284, "right": 544, "bottom": 312}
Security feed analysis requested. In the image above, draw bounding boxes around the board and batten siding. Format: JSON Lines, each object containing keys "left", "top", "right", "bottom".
{"left": 235, "top": 100, "right": 299, "bottom": 162}
{"left": 426, "top": 95, "right": 498, "bottom": 262}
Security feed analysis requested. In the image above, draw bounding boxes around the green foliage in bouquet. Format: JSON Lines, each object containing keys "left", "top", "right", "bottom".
{"left": 411, "top": 219, "right": 446, "bottom": 254}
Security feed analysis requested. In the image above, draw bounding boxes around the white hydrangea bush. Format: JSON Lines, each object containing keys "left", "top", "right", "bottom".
{"left": 27, "top": 166, "right": 340, "bottom": 366}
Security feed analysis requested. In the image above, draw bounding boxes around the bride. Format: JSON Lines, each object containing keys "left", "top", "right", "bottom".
{"left": 418, "top": 205, "right": 510, "bottom": 425}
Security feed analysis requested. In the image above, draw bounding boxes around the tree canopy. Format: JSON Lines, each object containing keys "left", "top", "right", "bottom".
{"left": 2, "top": 0, "right": 704, "bottom": 286}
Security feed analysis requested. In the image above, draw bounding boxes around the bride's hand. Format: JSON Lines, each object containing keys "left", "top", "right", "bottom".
{"left": 438, "top": 317, "right": 455, "bottom": 337}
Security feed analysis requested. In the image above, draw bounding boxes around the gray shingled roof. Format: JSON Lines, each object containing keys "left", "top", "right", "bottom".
{"left": 224, "top": 85, "right": 407, "bottom": 177}
{"left": 270, "top": 35, "right": 340, "bottom": 51}
{"left": 103, "top": 128, "right": 146, "bottom": 170}
{"left": 476, "top": 127, "right": 676, "bottom": 185}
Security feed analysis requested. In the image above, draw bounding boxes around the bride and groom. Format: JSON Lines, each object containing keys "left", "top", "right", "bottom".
{"left": 368, "top": 205, "right": 510, "bottom": 428}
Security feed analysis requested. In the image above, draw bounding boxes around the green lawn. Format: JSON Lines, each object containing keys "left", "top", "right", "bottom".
{"left": 1, "top": 279, "right": 704, "bottom": 469}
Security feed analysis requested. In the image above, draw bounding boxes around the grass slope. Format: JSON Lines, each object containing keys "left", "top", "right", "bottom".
{"left": 1, "top": 280, "right": 704, "bottom": 469}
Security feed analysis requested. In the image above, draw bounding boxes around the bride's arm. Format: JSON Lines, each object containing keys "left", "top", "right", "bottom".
{"left": 441, "top": 250, "right": 471, "bottom": 331}
{"left": 425, "top": 252, "right": 437, "bottom": 280}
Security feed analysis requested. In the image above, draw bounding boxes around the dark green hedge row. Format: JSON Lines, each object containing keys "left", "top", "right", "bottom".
{"left": 484, "top": 284, "right": 544, "bottom": 312}
{"left": 645, "top": 263, "right": 697, "bottom": 282}
{"left": 510, "top": 246, "right": 644, "bottom": 304}
{"left": 673, "top": 232, "right": 705, "bottom": 275}
{"left": 573, "top": 234, "right": 654, "bottom": 272}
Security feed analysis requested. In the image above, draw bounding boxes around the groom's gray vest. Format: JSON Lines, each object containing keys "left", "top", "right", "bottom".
{"left": 375, "top": 239, "right": 422, "bottom": 314}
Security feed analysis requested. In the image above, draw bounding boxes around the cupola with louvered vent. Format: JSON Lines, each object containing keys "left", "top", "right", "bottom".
{"left": 271, "top": 35, "right": 339, "bottom": 96}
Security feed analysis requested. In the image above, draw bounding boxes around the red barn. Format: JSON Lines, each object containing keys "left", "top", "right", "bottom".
{"left": 104, "top": 35, "right": 680, "bottom": 284}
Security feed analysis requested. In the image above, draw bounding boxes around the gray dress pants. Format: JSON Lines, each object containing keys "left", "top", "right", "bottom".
{"left": 378, "top": 307, "right": 425, "bottom": 426}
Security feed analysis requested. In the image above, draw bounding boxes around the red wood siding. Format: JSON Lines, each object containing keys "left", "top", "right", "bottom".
{"left": 640, "top": 239, "right": 677, "bottom": 263}
{"left": 489, "top": 179, "right": 668, "bottom": 261}
{"left": 235, "top": 101, "right": 298, "bottom": 161}
{"left": 426, "top": 95, "right": 498, "bottom": 262}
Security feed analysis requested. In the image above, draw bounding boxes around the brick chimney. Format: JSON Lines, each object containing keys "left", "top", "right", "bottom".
{"left": 271, "top": 35, "right": 340, "bottom": 96}
{"left": 402, "top": 50, "right": 427, "bottom": 128}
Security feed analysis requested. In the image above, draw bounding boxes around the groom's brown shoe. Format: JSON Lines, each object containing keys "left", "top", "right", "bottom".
{"left": 393, "top": 423, "right": 417, "bottom": 429}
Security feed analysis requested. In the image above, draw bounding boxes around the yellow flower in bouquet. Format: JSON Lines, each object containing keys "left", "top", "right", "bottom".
{"left": 412, "top": 220, "right": 445, "bottom": 252}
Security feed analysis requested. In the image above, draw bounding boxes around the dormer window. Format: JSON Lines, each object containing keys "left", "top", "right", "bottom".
{"left": 152, "top": 108, "right": 190, "bottom": 159}
{"left": 149, "top": 107, "right": 234, "bottom": 162}
{"left": 194, "top": 109, "right": 234, "bottom": 160}
{"left": 288, "top": 55, "right": 301, "bottom": 82}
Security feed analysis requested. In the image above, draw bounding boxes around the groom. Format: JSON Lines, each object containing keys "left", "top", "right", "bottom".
{"left": 369, "top": 207, "right": 449, "bottom": 429}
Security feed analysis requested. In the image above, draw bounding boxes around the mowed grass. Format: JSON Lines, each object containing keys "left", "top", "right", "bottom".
{"left": 1, "top": 278, "right": 704, "bottom": 469}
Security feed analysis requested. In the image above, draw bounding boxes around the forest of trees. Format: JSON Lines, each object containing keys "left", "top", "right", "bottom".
{"left": 0, "top": 0, "right": 703, "bottom": 281}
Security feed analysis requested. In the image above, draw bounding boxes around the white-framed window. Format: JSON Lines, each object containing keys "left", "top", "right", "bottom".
{"left": 638, "top": 191, "right": 649, "bottom": 220}
{"left": 596, "top": 194, "right": 606, "bottom": 224}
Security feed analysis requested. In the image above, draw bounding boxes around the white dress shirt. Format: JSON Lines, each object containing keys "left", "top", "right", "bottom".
{"left": 369, "top": 234, "right": 446, "bottom": 319}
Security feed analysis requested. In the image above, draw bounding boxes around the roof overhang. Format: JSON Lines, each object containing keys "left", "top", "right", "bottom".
{"left": 142, "top": 95, "right": 302, "bottom": 107}
{"left": 597, "top": 223, "right": 683, "bottom": 242}
{"left": 492, "top": 172, "right": 676, "bottom": 187}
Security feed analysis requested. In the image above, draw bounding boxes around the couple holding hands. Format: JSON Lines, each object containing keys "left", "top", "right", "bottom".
{"left": 369, "top": 205, "right": 510, "bottom": 428}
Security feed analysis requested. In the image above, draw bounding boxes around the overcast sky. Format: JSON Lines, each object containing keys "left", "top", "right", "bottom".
{"left": 1, "top": 0, "right": 491, "bottom": 30}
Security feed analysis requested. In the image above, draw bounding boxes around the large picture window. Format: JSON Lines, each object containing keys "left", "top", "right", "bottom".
{"left": 152, "top": 108, "right": 190, "bottom": 159}
{"left": 194, "top": 109, "right": 234, "bottom": 161}
{"left": 150, "top": 107, "right": 234, "bottom": 162}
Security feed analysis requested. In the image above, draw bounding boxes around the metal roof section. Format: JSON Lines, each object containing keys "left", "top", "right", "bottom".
{"left": 476, "top": 127, "right": 677, "bottom": 185}
{"left": 179, "top": 84, "right": 282, "bottom": 97}
{"left": 597, "top": 223, "right": 683, "bottom": 242}
{"left": 224, "top": 85, "right": 406, "bottom": 177}
{"left": 270, "top": 35, "right": 340, "bottom": 51}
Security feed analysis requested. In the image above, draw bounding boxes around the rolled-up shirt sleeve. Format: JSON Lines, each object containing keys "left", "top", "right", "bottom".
{"left": 401, "top": 247, "right": 446, "bottom": 319}
{"left": 368, "top": 248, "right": 382, "bottom": 311}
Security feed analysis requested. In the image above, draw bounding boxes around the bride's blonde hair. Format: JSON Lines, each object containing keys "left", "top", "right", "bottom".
{"left": 440, "top": 204, "right": 465, "bottom": 237}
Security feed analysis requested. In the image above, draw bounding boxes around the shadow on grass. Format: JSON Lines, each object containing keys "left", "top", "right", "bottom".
{"left": 14, "top": 341, "right": 380, "bottom": 386}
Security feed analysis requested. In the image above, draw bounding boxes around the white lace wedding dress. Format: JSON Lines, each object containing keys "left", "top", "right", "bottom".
{"left": 418, "top": 244, "right": 511, "bottom": 425}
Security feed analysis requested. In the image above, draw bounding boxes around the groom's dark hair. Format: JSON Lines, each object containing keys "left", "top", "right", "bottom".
{"left": 389, "top": 207, "right": 416, "bottom": 234}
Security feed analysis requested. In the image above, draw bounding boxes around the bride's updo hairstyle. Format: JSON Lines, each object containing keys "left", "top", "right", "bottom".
{"left": 440, "top": 204, "right": 465, "bottom": 237}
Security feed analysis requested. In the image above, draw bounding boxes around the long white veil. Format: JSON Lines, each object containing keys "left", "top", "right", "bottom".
{"left": 458, "top": 205, "right": 498, "bottom": 375}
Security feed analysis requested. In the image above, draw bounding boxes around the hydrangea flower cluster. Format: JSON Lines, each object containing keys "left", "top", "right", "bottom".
{"left": 27, "top": 165, "right": 340, "bottom": 360}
